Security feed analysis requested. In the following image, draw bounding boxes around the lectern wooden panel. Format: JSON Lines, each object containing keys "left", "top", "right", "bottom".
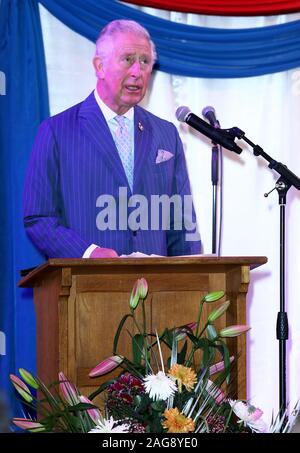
{"left": 19, "top": 257, "right": 267, "bottom": 400}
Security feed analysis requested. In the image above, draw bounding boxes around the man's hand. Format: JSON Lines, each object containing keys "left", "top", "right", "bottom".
{"left": 90, "top": 247, "right": 118, "bottom": 258}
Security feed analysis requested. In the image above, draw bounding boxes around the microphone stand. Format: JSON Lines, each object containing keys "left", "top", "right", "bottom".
{"left": 209, "top": 118, "right": 221, "bottom": 255}
{"left": 222, "top": 126, "right": 300, "bottom": 420}
{"left": 211, "top": 142, "right": 219, "bottom": 254}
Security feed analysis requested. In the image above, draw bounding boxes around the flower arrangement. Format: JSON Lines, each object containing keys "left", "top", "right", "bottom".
{"left": 9, "top": 279, "right": 297, "bottom": 434}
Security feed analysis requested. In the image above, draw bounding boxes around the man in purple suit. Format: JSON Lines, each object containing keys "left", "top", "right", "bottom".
{"left": 23, "top": 20, "right": 201, "bottom": 258}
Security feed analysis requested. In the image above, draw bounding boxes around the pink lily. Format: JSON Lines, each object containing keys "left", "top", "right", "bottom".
{"left": 58, "top": 372, "right": 80, "bottom": 405}
{"left": 174, "top": 322, "right": 197, "bottom": 341}
{"left": 89, "top": 355, "right": 124, "bottom": 377}
{"left": 209, "top": 356, "right": 234, "bottom": 376}
{"left": 206, "top": 379, "right": 226, "bottom": 405}
{"left": 79, "top": 395, "right": 101, "bottom": 423}
{"left": 13, "top": 418, "right": 45, "bottom": 432}
{"left": 10, "top": 374, "right": 33, "bottom": 403}
{"left": 219, "top": 325, "right": 251, "bottom": 338}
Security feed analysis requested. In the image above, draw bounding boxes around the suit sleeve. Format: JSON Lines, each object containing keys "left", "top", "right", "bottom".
{"left": 166, "top": 125, "right": 201, "bottom": 256}
{"left": 23, "top": 120, "right": 90, "bottom": 258}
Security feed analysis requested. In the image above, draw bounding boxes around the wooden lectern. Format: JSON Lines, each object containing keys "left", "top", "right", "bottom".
{"left": 19, "top": 256, "right": 266, "bottom": 401}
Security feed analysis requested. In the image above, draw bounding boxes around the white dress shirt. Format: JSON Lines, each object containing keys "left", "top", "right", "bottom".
{"left": 82, "top": 90, "right": 135, "bottom": 258}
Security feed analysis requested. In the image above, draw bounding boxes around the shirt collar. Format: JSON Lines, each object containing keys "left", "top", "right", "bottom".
{"left": 94, "top": 89, "right": 134, "bottom": 122}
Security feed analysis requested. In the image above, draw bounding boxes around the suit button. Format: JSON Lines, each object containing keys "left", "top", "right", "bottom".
{"left": 132, "top": 231, "right": 137, "bottom": 237}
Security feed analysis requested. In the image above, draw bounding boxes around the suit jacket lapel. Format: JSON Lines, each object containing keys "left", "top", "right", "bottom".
{"left": 133, "top": 106, "right": 156, "bottom": 193}
{"left": 79, "top": 92, "right": 130, "bottom": 191}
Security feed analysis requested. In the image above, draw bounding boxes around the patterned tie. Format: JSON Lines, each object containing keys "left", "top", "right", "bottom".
{"left": 114, "top": 115, "right": 133, "bottom": 191}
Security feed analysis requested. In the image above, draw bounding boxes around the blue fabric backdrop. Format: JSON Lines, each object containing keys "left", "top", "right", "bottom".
{"left": 0, "top": 0, "right": 49, "bottom": 418}
{"left": 40, "top": 0, "right": 300, "bottom": 78}
{"left": 1, "top": 0, "right": 300, "bottom": 425}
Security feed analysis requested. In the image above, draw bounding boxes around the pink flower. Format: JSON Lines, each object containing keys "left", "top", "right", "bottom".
{"left": 89, "top": 355, "right": 123, "bottom": 377}
{"left": 206, "top": 379, "right": 226, "bottom": 405}
{"left": 13, "top": 418, "right": 45, "bottom": 432}
{"left": 10, "top": 374, "right": 33, "bottom": 403}
{"left": 209, "top": 357, "right": 234, "bottom": 376}
{"left": 174, "top": 322, "right": 197, "bottom": 341}
{"left": 229, "top": 399, "right": 267, "bottom": 432}
{"left": 79, "top": 395, "right": 101, "bottom": 423}
{"left": 58, "top": 372, "right": 79, "bottom": 405}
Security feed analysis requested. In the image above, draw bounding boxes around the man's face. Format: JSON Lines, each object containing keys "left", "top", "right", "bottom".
{"left": 94, "top": 32, "right": 153, "bottom": 115}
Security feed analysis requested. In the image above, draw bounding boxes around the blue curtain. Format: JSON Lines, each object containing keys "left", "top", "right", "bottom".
{"left": 40, "top": 0, "right": 300, "bottom": 78}
{"left": 0, "top": 0, "right": 49, "bottom": 418}
{"left": 0, "top": 0, "right": 299, "bottom": 425}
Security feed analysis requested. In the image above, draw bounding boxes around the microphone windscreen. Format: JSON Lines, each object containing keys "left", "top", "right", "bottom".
{"left": 202, "top": 106, "right": 215, "bottom": 117}
{"left": 176, "top": 106, "right": 191, "bottom": 122}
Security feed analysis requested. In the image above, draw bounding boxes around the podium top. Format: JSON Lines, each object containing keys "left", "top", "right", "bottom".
{"left": 19, "top": 256, "right": 267, "bottom": 288}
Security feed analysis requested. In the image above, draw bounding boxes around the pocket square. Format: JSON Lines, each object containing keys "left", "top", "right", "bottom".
{"left": 155, "top": 149, "right": 174, "bottom": 164}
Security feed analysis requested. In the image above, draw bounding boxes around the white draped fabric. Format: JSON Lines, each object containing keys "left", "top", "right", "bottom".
{"left": 39, "top": 4, "right": 300, "bottom": 421}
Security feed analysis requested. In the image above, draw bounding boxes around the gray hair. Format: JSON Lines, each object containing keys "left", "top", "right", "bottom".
{"left": 95, "top": 19, "right": 157, "bottom": 65}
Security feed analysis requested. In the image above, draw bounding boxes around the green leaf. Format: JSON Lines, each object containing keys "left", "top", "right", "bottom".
{"left": 151, "top": 400, "right": 165, "bottom": 412}
{"left": 88, "top": 379, "right": 115, "bottom": 401}
{"left": 132, "top": 334, "right": 144, "bottom": 365}
{"left": 160, "top": 328, "right": 173, "bottom": 349}
{"left": 177, "top": 340, "right": 188, "bottom": 364}
{"left": 113, "top": 313, "right": 133, "bottom": 354}
{"left": 217, "top": 340, "right": 231, "bottom": 385}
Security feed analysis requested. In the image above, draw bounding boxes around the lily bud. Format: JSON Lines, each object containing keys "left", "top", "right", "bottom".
{"left": 89, "top": 355, "right": 124, "bottom": 377}
{"left": 219, "top": 325, "right": 251, "bottom": 338}
{"left": 10, "top": 374, "right": 33, "bottom": 403}
{"left": 129, "top": 278, "right": 148, "bottom": 309}
{"left": 207, "top": 301, "right": 230, "bottom": 324}
{"left": 203, "top": 291, "right": 225, "bottom": 303}
{"left": 209, "top": 356, "right": 235, "bottom": 376}
{"left": 58, "top": 372, "right": 80, "bottom": 405}
{"left": 206, "top": 324, "right": 218, "bottom": 341}
{"left": 129, "top": 280, "right": 140, "bottom": 309}
{"left": 13, "top": 418, "right": 45, "bottom": 432}
{"left": 79, "top": 395, "right": 101, "bottom": 423}
{"left": 138, "top": 278, "right": 148, "bottom": 300}
{"left": 174, "top": 322, "right": 197, "bottom": 341}
{"left": 19, "top": 368, "right": 39, "bottom": 389}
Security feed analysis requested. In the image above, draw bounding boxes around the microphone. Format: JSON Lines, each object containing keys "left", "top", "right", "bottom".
{"left": 202, "top": 106, "right": 220, "bottom": 128}
{"left": 176, "top": 106, "right": 242, "bottom": 154}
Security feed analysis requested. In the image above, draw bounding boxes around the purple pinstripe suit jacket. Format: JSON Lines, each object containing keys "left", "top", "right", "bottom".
{"left": 23, "top": 92, "right": 201, "bottom": 258}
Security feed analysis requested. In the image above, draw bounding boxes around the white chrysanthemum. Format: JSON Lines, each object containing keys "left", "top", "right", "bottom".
{"left": 89, "top": 416, "right": 130, "bottom": 433}
{"left": 143, "top": 371, "right": 177, "bottom": 401}
{"left": 229, "top": 399, "right": 267, "bottom": 433}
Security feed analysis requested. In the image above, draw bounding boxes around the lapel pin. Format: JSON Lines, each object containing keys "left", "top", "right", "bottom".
{"left": 138, "top": 122, "right": 144, "bottom": 131}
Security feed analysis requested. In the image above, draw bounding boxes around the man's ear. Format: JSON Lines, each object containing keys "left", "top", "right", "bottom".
{"left": 93, "top": 56, "right": 104, "bottom": 79}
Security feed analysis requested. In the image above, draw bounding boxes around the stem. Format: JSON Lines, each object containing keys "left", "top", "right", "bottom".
{"left": 141, "top": 299, "right": 150, "bottom": 374}
{"left": 195, "top": 301, "right": 205, "bottom": 337}
{"left": 185, "top": 322, "right": 209, "bottom": 367}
